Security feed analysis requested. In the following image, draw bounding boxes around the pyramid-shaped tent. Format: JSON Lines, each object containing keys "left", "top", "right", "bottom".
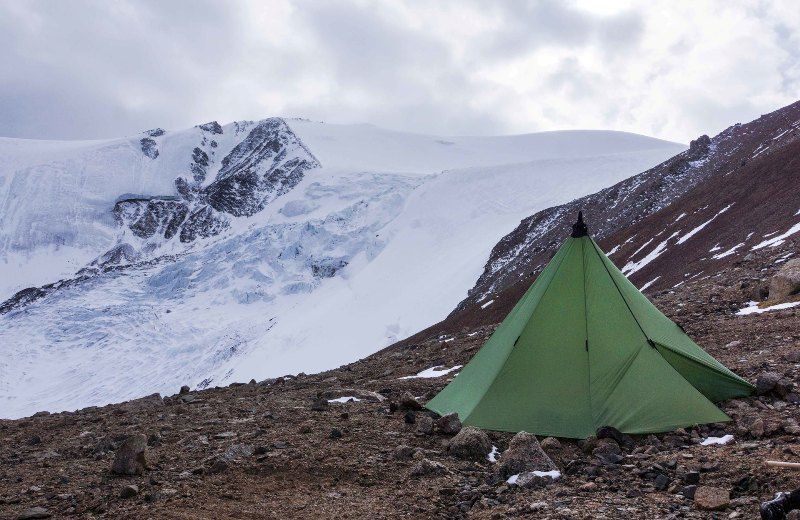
{"left": 427, "top": 213, "right": 754, "bottom": 438}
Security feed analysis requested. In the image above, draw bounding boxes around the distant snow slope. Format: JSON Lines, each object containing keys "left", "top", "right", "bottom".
{"left": 0, "top": 118, "right": 683, "bottom": 417}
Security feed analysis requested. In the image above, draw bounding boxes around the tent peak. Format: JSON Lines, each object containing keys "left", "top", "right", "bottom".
{"left": 571, "top": 211, "right": 589, "bottom": 238}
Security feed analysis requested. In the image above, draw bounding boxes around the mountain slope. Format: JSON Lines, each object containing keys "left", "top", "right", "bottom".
{"left": 0, "top": 120, "right": 682, "bottom": 418}
{"left": 445, "top": 100, "right": 800, "bottom": 330}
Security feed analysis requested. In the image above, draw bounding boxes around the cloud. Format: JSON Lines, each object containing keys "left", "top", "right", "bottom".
{"left": 0, "top": 0, "right": 798, "bottom": 141}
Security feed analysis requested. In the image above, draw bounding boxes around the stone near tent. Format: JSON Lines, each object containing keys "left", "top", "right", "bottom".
{"left": 447, "top": 427, "right": 492, "bottom": 461}
{"left": 15, "top": 508, "right": 51, "bottom": 520}
{"left": 111, "top": 434, "right": 148, "bottom": 475}
{"left": 435, "top": 413, "right": 462, "bottom": 435}
{"left": 496, "top": 432, "right": 556, "bottom": 479}
{"left": 694, "top": 486, "right": 730, "bottom": 510}
{"left": 416, "top": 415, "right": 434, "bottom": 435}
{"left": 769, "top": 258, "right": 800, "bottom": 301}
{"left": 398, "top": 392, "right": 422, "bottom": 411}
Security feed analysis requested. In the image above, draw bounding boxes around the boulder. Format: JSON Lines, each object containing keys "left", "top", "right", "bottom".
{"left": 596, "top": 426, "right": 634, "bottom": 449}
{"left": 447, "top": 427, "right": 492, "bottom": 461}
{"left": 120, "top": 484, "right": 139, "bottom": 499}
{"left": 393, "top": 445, "right": 415, "bottom": 460}
{"left": 111, "top": 434, "right": 148, "bottom": 475}
{"left": 410, "top": 458, "right": 448, "bottom": 477}
{"left": 310, "top": 398, "right": 329, "bottom": 411}
{"left": 769, "top": 259, "right": 800, "bottom": 301}
{"left": 756, "top": 372, "right": 782, "bottom": 395}
{"left": 496, "top": 432, "right": 557, "bottom": 479}
{"left": 694, "top": 486, "right": 730, "bottom": 510}
{"left": 398, "top": 392, "right": 423, "bottom": 411}
{"left": 435, "top": 413, "right": 462, "bottom": 435}
{"left": 416, "top": 415, "right": 434, "bottom": 435}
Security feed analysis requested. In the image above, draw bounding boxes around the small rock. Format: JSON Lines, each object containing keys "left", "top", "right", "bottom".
{"left": 682, "top": 485, "right": 697, "bottom": 499}
{"left": 179, "top": 385, "right": 190, "bottom": 394}
{"left": 592, "top": 438, "right": 621, "bottom": 457}
{"left": 416, "top": 415, "right": 434, "bottom": 435}
{"left": 685, "top": 471, "right": 701, "bottom": 484}
{"left": 580, "top": 482, "right": 598, "bottom": 492}
{"left": 724, "top": 340, "right": 742, "bottom": 349}
{"left": 208, "top": 459, "right": 229, "bottom": 474}
{"left": 654, "top": 473, "right": 671, "bottom": 491}
{"left": 219, "top": 444, "right": 254, "bottom": 462}
{"left": 694, "top": 486, "right": 730, "bottom": 511}
{"left": 111, "top": 434, "right": 148, "bottom": 475}
{"left": 435, "top": 413, "right": 462, "bottom": 435}
{"left": 410, "top": 458, "right": 448, "bottom": 477}
{"left": 540, "top": 437, "right": 562, "bottom": 452}
{"left": 329, "top": 428, "right": 343, "bottom": 439}
{"left": 16, "top": 507, "right": 51, "bottom": 520}
{"left": 27, "top": 435, "right": 41, "bottom": 446}
{"left": 756, "top": 372, "right": 781, "bottom": 395}
{"left": 119, "top": 484, "right": 139, "bottom": 499}
{"left": 393, "top": 445, "right": 415, "bottom": 460}
{"left": 403, "top": 411, "right": 416, "bottom": 424}
{"left": 514, "top": 471, "right": 557, "bottom": 489}
{"left": 448, "top": 427, "right": 492, "bottom": 461}
{"left": 398, "top": 392, "right": 422, "bottom": 411}
{"left": 596, "top": 426, "right": 634, "bottom": 449}
{"left": 310, "top": 398, "right": 329, "bottom": 412}
{"left": 496, "top": 432, "right": 557, "bottom": 479}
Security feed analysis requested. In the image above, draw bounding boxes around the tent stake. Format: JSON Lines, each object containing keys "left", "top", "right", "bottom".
{"left": 766, "top": 460, "right": 800, "bottom": 470}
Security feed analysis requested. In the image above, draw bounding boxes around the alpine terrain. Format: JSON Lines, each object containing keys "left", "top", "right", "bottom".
{"left": 1, "top": 101, "right": 799, "bottom": 519}
{"left": 0, "top": 120, "right": 682, "bottom": 417}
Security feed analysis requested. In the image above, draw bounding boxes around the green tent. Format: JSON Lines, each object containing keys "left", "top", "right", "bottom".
{"left": 427, "top": 213, "right": 754, "bottom": 438}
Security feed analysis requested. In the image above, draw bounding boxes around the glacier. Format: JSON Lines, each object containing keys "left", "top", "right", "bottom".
{"left": 0, "top": 117, "right": 684, "bottom": 417}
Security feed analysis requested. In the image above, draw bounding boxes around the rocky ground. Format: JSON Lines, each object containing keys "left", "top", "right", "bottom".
{"left": 1, "top": 250, "right": 800, "bottom": 520}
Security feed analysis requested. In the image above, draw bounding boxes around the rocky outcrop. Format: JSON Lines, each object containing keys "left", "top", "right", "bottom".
{"left": 769, "top": 258, "right": 800, "bottom": 301}
{"left": 114, "top": 198, "right": 188, "bottom": 240}
{"left": 139, "top": 138, "right": 159, "bottom": 159}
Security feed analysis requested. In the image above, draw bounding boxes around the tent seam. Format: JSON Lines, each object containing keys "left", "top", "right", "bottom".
{"left": 581, "top": 238, "right": 594, "bottom": 433}
{"left": 462, "top": 239, "right": 578, "bottom": 424}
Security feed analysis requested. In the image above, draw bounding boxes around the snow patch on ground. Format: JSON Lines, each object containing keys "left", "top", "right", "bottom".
{"left": 736, "top": 301, "right": 800, "bottom": 315}
{"left": 700, "top": 434, "right": 734, "bottom": 446}
{"left": 640, "top": 277, "right": 660, "bottom": 291}
{"left": 399, "top": 365, "right": 463, "bottom": 380}
{"left": 751, "top": 222, "right": 800, "bottom": 250}
{"left": 506, "top": 470, "right": 561, "bottom": 484}
{"left": 328, "top": 396, "right": 362, "bottom": 404}
{"left": 488, "top": 446, "right": 499, "bottom": 463}
{"left": 676, "top": 204, "right": 733, "bottom": 245}
{"left": 712, "top": 243, "right": 744, "bottom": 259}
{"left": 480, "top": 299, "right": 495, "bottom": 309}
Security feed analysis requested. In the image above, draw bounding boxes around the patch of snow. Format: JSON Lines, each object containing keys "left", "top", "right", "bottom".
{"left": 480, "top": 299, "right": 495, "bottom": 309}
{"left": 488, "top": 446, "right": 499, "bottom": 463}
{"left": 606, "top": 244, "right": 621, "bottom": 256}
{"left": 674, "top": 212, "right": 687, "bottom": 223}
{"left": 676, "top": 204, "right": 733, "bottom": 245}
{"left": 622, "top": 232, "right": 680, "bottom": 276}
{"left": 640, "top": 277, "right": 660, "bottom": 291}
{"left": 700, "top": 434, "right": 734, "bottom": 446}
{"left": 328, "top": 396, "right": 362, "bottom": 404}
{"left": 736, "top": 301, "right": 800, "bottom": 315}
{"left": 712, "top": 243, "right": 744, "bottom": 259}
{"left": 751, "top": 222, "right": 800, "bottom": 250}
{"left": 629, "top": 238, "right": 654, "bottom": 258}
{"left": 506, "top": 470, "right": 561, "bottom": 484}
{"left": 399, "top": 365, "right": 463, "bottom": 379}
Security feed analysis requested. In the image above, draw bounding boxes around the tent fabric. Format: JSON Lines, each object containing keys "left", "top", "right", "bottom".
{"left": 426, "top": 233, "right": 754, "bottom": 438}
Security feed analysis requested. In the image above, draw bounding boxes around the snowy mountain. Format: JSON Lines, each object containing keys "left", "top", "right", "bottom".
{"left": 445, "top": 100, "right": 800, "bottom": 331}
{"left": 0, "top": 118, "right": 683, "bottom": 417}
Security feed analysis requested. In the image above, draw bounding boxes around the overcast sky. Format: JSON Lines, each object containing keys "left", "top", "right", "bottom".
{"left": 1, "top": 0, "right": 798, "bottom": 142}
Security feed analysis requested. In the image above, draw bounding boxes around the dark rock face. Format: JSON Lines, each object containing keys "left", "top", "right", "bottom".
{"left": 191, "top": 147, "right": 210, "bottom": 183}
{"left": 109, "top": 118, "right": 319, "bottom": 252}
{"left": 146, "top": 128, "right": 166, "bottom": 137}
{"left": 179, "top": 206, "right": 229, "bottom": 243}
{"left": 114, "top": 198, "right": 188, "bottom": 240}
{"left": 139, "top": 138, "right": 159, "bottom": 159}
{"left": 198, "top": 121, "right": 223, "bottom": 134}
{"left": 207, "top": 119, "right": 319, "bottom": 217}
